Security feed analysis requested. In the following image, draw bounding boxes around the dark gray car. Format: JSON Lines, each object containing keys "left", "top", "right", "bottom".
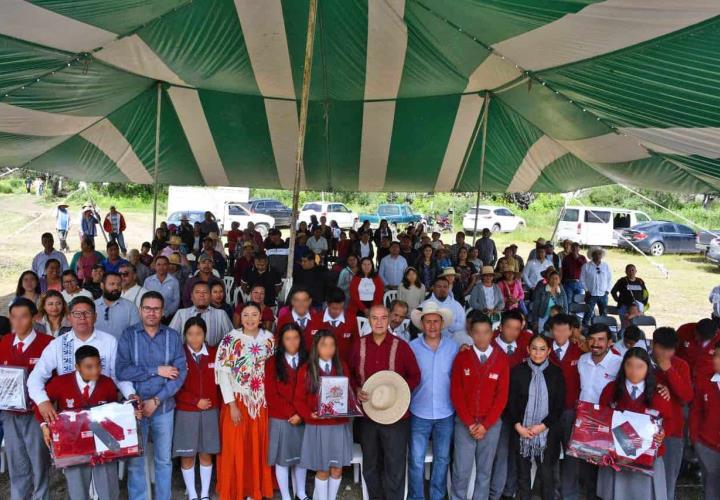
{"left": 248, "top": 199, "right": 292, "bottom": 227}
{"left": 619, "top": 221, "right": 698, "bottom": 256}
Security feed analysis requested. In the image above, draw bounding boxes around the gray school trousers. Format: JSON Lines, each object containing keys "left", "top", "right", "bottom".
{"left": 451, "top": 418, "right": 502, "bottom": 500}
{"left": 64, "top": 462, "right": 119, "bottom": 500}
{"left": 1, "top": 411, "right": 50, "bottom": 500}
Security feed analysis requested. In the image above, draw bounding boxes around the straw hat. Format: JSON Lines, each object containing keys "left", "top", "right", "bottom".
{"left": 167, "top": 253, "right": 182, "bottom": 265}
{"left": 168, "top": 235, "right": 182, "bottom": 246}
{"left": 587, "top": 246, "right": 606, "bottom": 260}
{"left": 82, "top": 203, "right": 94, "bottom": 211}
{"left": 361, "top": 371, "right": 411, "bottom": 425}
{"left": 57, "top": 203, "right": 69, "bottom": 209}
{"left": 410, "top": 301, "right": 454, "bottom": 330}
{"left": 438, "top": 267, "right": 457, "bottom": 278}
{"left": 498, "top": 263, "right": 520, "bottom": 278}
{"left": 480, "top": 265, "right": 496, "bottom": 276}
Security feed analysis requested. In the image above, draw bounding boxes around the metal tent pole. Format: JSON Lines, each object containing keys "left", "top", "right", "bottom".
{"left": 152, "top": 82, "right": 162, "bottom": 240}
{"left": 286, "top": 0, "right": 319, "bottom": 280}
{"left": 471, "top": 92, "right": 491, "bottom": 246}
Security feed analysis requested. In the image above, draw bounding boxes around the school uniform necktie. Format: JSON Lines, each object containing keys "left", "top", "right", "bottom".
{"left": 555, "top": 348, "right": 563, "bottom": 360}
{"left": 480, "top": 354, "right": 488, "bottom": 363}
{"left": 631, "top": 385, "right": 638, "bottom": 399}
{"left": 507, "top": 345, "right": 514, "bottom": 356}
{"left": 15, "top": 342, "right": 23, "bottom": 355}
{"left": 291, "top": 356, "right": 297, "bottom": 369}
{"left": 331, "top": 320, "right": 338, "bottom": 328}
{"left": 299, "top": 318, "right": 307, "bottom": 330}
{"left": 82, "top": 384, "right": 90, "bottom": 400}
{"left": 194, "top": 353, "right": 202, "bottom": 365}
{"left": 323, "top": 362, "right": 331, "bottom": 374}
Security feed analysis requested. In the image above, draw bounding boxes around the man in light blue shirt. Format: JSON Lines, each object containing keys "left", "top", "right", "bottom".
{"left": 143, "top": 255, "right": 180, "bottom": 320}
{"left": 32, "top": 232, "right": 68, "bottom": 276}
{"left": 426, "top": 277, "right": 465, "bottom": 336}
{"left": 378, "top": 241, "right": 408, "bottom": 289}
{"left": 94, "top": 272, "right": 140, "bottom": 339}
{"left": 408, "top": 301, "right": 459, "bottom": 500}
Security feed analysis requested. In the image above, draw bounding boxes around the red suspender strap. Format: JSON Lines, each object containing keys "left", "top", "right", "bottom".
{"left": 359, "top": 337, "right": 367, "bottom": 386}
{"left": 389, "top": 338, "right": 399, "bottom": 372}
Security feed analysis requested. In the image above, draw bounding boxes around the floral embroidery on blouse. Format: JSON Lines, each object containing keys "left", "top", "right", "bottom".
{"left": 215, "top": 329, "right": 275, "bottom": 418}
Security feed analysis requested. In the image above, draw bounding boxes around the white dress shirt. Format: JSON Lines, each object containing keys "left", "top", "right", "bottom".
{"left": 292, "top": 310, "right": 312, "bottom": 329}
{"left": 495, "top": 336, "right": 517, "bottom": 356}
{"left": 121, "top": 284, "right": 148, "bottom": 309}
{"left": 580, "top": 261, "right": 613, "bottom": 296}
{"left": 75, "top": 371, "right": 97, "bottom": 396}
{"left": 625, "top": 379, "right": 645, "bottom": 399}
{"left": 323, "top": 309, "right": 345, "bottom": 327}
{"left": 473, "top": 344, "right": 493, "bottom": 363}
{"left": 578, "top": 350, "right": 623, "bottom": 403}
{"left": 285, "top": 352, "right": 299, "bottom": 369}
{"left": 13, "top": 330, "right": 37, "bottom": 352}
{"left": 552, "top": 341, "right": 569, "bottom": 361}
{"left": 522, "top": 258, "right": 552, "bottom": 289}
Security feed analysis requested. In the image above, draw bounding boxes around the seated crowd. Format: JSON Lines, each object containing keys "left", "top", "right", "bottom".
{"left": 2, "top": 211, "right": 717, "bottom": 500}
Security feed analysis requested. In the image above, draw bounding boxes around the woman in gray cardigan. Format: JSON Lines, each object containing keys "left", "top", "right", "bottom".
{"left": 531, "top": 269, "right": 568, "bottom": 332}
{"left": 469, "top": 266, "right": 505, "bottom": 318}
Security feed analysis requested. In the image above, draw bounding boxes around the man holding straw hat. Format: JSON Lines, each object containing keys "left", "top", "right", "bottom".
{"left": 350, "top": 304, "right": 421, "bottom": 500}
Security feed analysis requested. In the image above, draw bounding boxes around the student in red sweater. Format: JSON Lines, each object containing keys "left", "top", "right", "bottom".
{"left": 295, "top": 330, "right": 354, "bottom": 500}
{"left": 348, "top": 257, "right": 385, "bottom": 318}
{"left": 0, "top": 298, "right": 53, "bottom": 500}
{"left": 266, "top": 322, "right": 309, "bottom": 500}
{"left": 652, "top": 327, "right": 693, "bottom": 500}
{"left": 450, "top": 313, "right": 510, "bottom": 500}
{"left": 689, "top": 341, "right": 720, "bottom": 500}
{"left": 547, "top": 313, "right": 584, "bottom": 500}
{"left": 307, "top": 287, "right": 359, "bottom": 363}
{"left": 597, "top": 348, "right": 672, "bottom": 500}
{"left": 490, "top": 309, "right": 531, "bottom": 499}
{"left": 275, "top": 287, "right": 322, "bottom": 341}
{"left": 677, "top": 318, "right": 720, "bottom": 383}
{"left": 39, "top": 345, "right": 135, "bottom": 500}
{"left": 173, "top": 317, "right": 220, "bottom": 500}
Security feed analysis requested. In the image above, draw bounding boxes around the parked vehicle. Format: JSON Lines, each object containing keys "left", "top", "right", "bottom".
{"left": 359, "top": 204, "right": 423, "bottom": 227}
{"left": 618, "top": 221, "right": 698, "bottom": 256}
{"left": 696, "top": 229, "right": 720, "bottom": 253}
{"left": 462, "top": 205, "right": 525, "bottom": 234}
{"left": 556, "top": 206, "right": 652, "bottom": 247}
{"left": 167, "top": 186, "right": 249, "bottom": 219}
{"left": 167, "top": 204, "right": 274, "bottom": 238}
{"left": 167, "top": 211, "right": 206, "bottom": 228}
{"left": 247, "top": 198, "right": 292, "bottom": 227}
{"left": 299, "top": 201, "right": 357, "bottom": 229}
{"left": 705, "top": 238, "right": 720, "bottom": 265}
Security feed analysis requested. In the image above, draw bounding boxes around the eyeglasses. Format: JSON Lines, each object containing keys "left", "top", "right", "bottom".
{"left": 70, "top": 311, "right": 93, "bottom": 319}
{"left": 62, "top": 280, "right": 77, "bottom": 286}
{"left": 141, "top": 306, "right": 163, "bottom": 313}
{"left": 119, "top": 272, "right": 130, "bottom": 277}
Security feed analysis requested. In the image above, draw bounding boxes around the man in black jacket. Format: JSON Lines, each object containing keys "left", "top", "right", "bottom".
{"left": 291, "top": 252, "right": 329, "bottom": 309}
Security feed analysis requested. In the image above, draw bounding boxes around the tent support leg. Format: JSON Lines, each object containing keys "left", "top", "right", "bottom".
{"left": 286, "top": 0, "right": 319, "bottom": 280}
{"left": 471, "top": 92, "right": 491, "bottom": 246}
{"left": 152, "top": 82, "right": 162, "bottom": 240}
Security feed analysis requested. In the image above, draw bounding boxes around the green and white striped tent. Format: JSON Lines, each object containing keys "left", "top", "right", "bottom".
{"left": 1, "top": 0, "right": 720, "bottom": 193}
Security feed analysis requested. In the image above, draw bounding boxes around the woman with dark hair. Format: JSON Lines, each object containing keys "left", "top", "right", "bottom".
{"left": 531, "top": 270, "right": 568, "bottom": 333}
{"left": 597, "top": 347, "right": 672, "bottom": 500}
{"left": 349, "top": 257, "right": 384, "bottom": 317}
{"left": 40, "top": 259, "right": 63, "bottom": 293}
{"left": 36, "top": 290, "right": 71, "bottom": 337}
{"left": 415, "top": 244, "right": 440, "bottom": 289}
{"left": 373, "top": 219, "right": 391, "bottom": 247}
{"left": 508, "top": 334, "right": 565, "bottom": 500}
{"left": 295, "top": 330, "right": 353, "bottom": 500}
{"left": 174, "top": 316, "right": 220, "bottom": 500}
{"left": 337, "top": 254, "right": 359, "bottom": 303}
{"left": 69, "top": 236, "right": 104, "bottom": 284}
{"left": 454, "top": 246, "right": 478, "bottom": 296}
{"left": 397, "top": 266, "right": 426, "bottom": 311}
{"left": 151, "top": 227, "right": 168, "bottom": 256}
{"left": 265, "top": 323, "right": 309, "bottom": 500}
{"left": 209, "top": 281, "right": 234, "bottom": 320}
{"left": 14, "top": 270, "right": 41, "bottom": 305}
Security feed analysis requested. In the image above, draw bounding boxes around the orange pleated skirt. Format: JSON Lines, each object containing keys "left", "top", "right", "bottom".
{"left": 216, "top": 397, "right": 274, "bottom": 499}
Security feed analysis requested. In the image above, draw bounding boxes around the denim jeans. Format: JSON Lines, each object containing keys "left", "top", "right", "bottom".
{"left": 563, "top": 280, "right": 584, "bottom": 306}
{"left": 110, "top": 232, "right": 126, "bottom": 253}
{"left": 128, "top": 409, "right": 174, "bottom": 500}
{"left": 583, "top": 293, "right": 608, "bottom": 326}
{"left": 408, "top": 414, "right": 454, "bottom": 500}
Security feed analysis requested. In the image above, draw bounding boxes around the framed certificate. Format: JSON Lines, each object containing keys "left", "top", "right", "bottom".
{"left": 317, "top": 376, "right": 362, "bottom": 418}
{"left": 0, "top": 366, "right": 29, "bottom": 411}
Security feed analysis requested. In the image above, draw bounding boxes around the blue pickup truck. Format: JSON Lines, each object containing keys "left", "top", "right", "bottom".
{"left": 359, "top": 204, "right": 423, "bottom": 226}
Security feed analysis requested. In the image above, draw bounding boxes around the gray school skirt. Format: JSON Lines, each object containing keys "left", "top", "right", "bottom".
{"left": 299, "top": 422, "right": 353, "bottom": 471}
{"left": 596, "top": 456, "right": 667, "bottom": 500}
{"left": 172, "top": 408, "right": 220, "bottom": 457}
{"left": 268, "top": 418, "right": 305, "bottom": 466}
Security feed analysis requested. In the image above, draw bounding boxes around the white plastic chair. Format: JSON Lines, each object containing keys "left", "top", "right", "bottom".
{"left": 383, "top": 289, "right": 398, "bottom": 308}
{"left": 350, "top": 443, "right": 369, "bottom": 500}
{"left": 0, "top": 438, "right": 5, "bottom": 473}
{"left": 357, "top": 316, "right": 371, "bottom": 336}
{"left": 223, "top": 276, "right": 235, "bottom": 302}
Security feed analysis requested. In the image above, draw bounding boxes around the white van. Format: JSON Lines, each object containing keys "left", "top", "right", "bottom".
{"left": 555, "top": 206, "right": 652, "bottom": 247}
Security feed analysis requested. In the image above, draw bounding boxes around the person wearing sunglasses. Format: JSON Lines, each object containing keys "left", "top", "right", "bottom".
{"left": 93, "top": 272, "right": 140, "bottom": 341}
{"left": 28, "top": 296, "right": 137, "bottom": 425}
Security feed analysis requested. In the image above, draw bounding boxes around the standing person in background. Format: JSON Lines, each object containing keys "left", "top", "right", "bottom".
{"left": 378, "top": 241, "right": 408, "bottom": 290}
{"left": 103, "top": 206, "right": 127, "bottom": 255}
{"left": 79, "top": 204, "right": 99, "bottom": 243}
{"left": 69, "top": 236, "right": 104, "bottom": 284}
{"left": 475, "top": 228, "right": 498, "bottom": 267}
{"left": 55, "top": 203, "right": 72, "bottom": 252}
{"left": 199, "top": 211, "right": 220, "bottom": 240}
{"left": 32, "top": 232, "right": 68, "bottom": 277}
{"left": 561, "top": 242, "right": 586, "bottom": 306}
{"left": 580, "top": 248, "right": 613, "bottom": 327}
{"left": 144, "top": 255, "right": 181, "bottom": 322}
{"left": 116, "top": 291, "right": 187, "bottom": 500}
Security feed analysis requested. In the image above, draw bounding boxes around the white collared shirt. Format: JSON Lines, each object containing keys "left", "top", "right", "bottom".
{"left": 473, "top": 344, "right": 493, "bottom": 363}
{"left": 553, "top": 341, "right": 569, "bottom": 361}
{"left": 189, "top": 344, "right": 209, "bottom": 358}
{"left": 495, "top": 336, "right": 517, "bottom": 355}
{"left": 285, "top": 352, "right": 299, "bottom": 368}
{"left": 292, "top": 310, "right": 311, "bottom": 327}
{"left": 625, "top": 379, "right": 645, "bottom": 399}
{"left": 75, "top": 371, "right": 96, "bottom": 396}
{"left": 578, "top": 350, "right": 623, "bottom": 403}
{"left": 711, "top": 373, "right": 720, "bottom": 389}
{"left": 323, "top": 309, "right": 345, "bottom": 326}
{"left": 319, "top": 358, "right": 333, "bottom": 373}
{"left": 13, "top": 330, "right": 37, "bottom": 352}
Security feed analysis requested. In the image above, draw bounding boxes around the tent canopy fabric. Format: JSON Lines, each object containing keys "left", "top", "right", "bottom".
{"left": 1, "top": 0, "right": 720, "bottom": 193}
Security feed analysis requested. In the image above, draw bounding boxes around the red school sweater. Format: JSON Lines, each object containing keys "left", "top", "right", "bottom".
{"left": 690, "top": 376, "right": 720, "bottom": 452}
{"left": 653, "top": 357, "right": 693, "bottom": 438}
{"left": 275, "top": 309, "right": 323, "bottom": 340}
{"left": 0, "top": 331, "right": 53, "bottom": 415}
{"left": 599, "top": 382, "right": 672, "bottom": 456}
{"left": 492, "top": 329, "right": 532, "bottom": 369}
{"left": 175, "top": 345, "right": 220, "bottom": 412}
{"left": 36, "top": 372, "right": 119, "bottom": 422}
{"left": 265, "top": 356, "right": 300, "bottom": 420}
{"left": 304, "top": 311, "right": 359, "bottom": 364}
{"left": 450, "top": 348, "right": 509, "bottom": 429}
{"left": 293, "top": 362, "right": 350, "bottom": 426}
{"left": 549, "top": 342, "right": 583, "bottom": 411}
{"left": 678, "top": 331, "right": 720, "bottom": 382}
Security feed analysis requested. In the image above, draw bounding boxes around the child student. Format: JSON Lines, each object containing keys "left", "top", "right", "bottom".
{"left": 265, "top": 323, "right": 309, "bottom": 500}
{"left": 450, "top": 313, "right": 510, "bottom": 500}
{"left": 295, "top": 330, "right": 353, "bottom": 500}
{"left": 613, "top": 325, "right": 647, "bottom": 356}
{"left": 690, "top": 341, "right": 720, "bottom": 500}
{"left": 173, "top": 317, "right": 220, "bottom": 500}
{"left": 39, "top": 345, "right": 139, "bottom": 500}
{"left": 598, "top": 347, "right": 671, "bottom": 499}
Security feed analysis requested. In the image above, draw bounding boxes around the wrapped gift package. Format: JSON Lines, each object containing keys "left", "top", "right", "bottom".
{"left": 567, "top": 401, "right": 662, "bottom": 475}
{"left": 0, "top": 366, "right": 29, "bottom": 411}
{"left": 49, "top": 401, "right": 142, "bottom": 468}
{"left": 317, "top": 376, "right": 363, "bottom": 418}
